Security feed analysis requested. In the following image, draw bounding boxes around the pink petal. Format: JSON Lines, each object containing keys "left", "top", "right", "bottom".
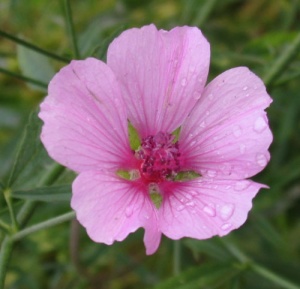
{"left": 180, "top": 67, "right": 272, "bottom": 179}
{"left": 159, "top": 179, "right": 264, "bottom": 239}
{"left": 71, "top": 171, "right": 161, "bottom": 255}
{"left": 107, "top": 24, "right": 210, "bottom": 138}
{"left": 39, "top": 58, "right": 134, "bottom": 173}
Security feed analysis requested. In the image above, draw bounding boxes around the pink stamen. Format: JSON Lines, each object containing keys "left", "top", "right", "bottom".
{"left": 136, "top": 132, "right": 181, "bottom": 182}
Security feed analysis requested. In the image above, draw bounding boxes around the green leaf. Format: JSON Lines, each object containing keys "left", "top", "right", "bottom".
{"left": 153, "top": 262, "right": 239, "bottom": 289}
{"left": 17, "top": 43, "right": 55, "bottom": 92}
{"left": 11, "top": 184, "right": 71, "bottom": 202}
{"left": 184, "top": 238, "right": 232, "bottom": 262}
{"left": 7, "top": 110, "right": 52, "bottom": 188}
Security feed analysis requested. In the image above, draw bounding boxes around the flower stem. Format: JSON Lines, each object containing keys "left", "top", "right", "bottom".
{"left": 0, "top": 30, "right": 70, "bottom": 63}
{"left": 0, "top": 239, "right": 13, "bottom": 289}
{"left": 193, "top": 0, "right": 219, "bottom": 27}
{"left": 0, "top": 67, "right": 48, "bottom": 89}
{"left": 0, "top": 163, "right": 65, "bottom": 288}
{"left": 3, "top": 189, "right": 18, "bottom": 233}
{"left": 173, "top": 240, "right": 181, "bottom": 275}
{"left": 63, "top": 0, "right": 80, "bottom": 59}
{"left": 263, "top": 32, "right": 300, "bottom": 87}
{"left": 250, "top": 263, "right": 300, "bottom": 289}
{"left": 12, "top": 211, "right": 75, "bottom": 242}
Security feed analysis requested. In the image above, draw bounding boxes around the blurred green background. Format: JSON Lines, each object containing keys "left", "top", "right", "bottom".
{"left": 0, "top": 0, "right": 300, "bottom": 288}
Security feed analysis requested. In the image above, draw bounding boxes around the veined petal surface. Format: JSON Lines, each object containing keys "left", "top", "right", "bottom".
{"left": 39, "top": 58, "right": 134, "bottom": 173}
{"left": 107, "top": 24, "right": 210, "bottom": 138}
{"left": 180, "top": 67, "right": 272, "bottom": 179}
{"left": 72, "top": 171, "right": 161, "bottom": 255}
{"left": 159, "top": 179, "right": 264, "bottom": 239}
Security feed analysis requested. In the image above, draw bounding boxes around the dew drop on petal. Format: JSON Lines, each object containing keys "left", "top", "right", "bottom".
{"left": 233, "top": 126, "right": 242, "bottom": 137}
{"left": 239, "top": 144, "right": 246, "bottom": 154}
{"left": 203, "top": 205, "right": 216, "bottom": 217}
{"left": 256, "top": 153, "right": 268, "bottom": 167}
{"left": 144, "top": 214, "right": 150, "bottom": 220}
{"left": 208, "top": 93, "right": 213, "bottom": 100}
{"left": 176, "top": 205, "right": 185, "bottom": 211}
{"left": 186, "top": 201, "right": 195, "bottom": 207}
{"left": 254, "top": 116, "right": 267, "bottom": 133}
{"left": 234, "top": 180, "right": 251, "bottom": 191}
{"left": 200, "top": 121, "right": 206, "bottom": 128}
{"left": 181, "top": 78, "right": 187, "bottom": 87}
{"left": 219, "top": 204, "right": 235, "bottom": 221}
{"left": 221, "top": 223, "right": 232, "bottom": 230}
{"left": 125, "top": 206, "right": 134, "bottom": 217}
{"left": 243, "top": 86, "right": 248, "bottom": 91}
{"left": 207, "top": 170, "right": 217, "bottom": 177}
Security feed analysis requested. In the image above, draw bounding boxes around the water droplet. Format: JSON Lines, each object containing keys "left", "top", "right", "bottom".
{"left": 233, "top": 126, "right": 242, "bottom": 137}
{"left": 198, "top": 77, "right": 203, "bottom": 83}
{"left": 208, "top": 93, "right": 213, "bottom": 100}
{"left": 176, "top": 205, "right": 185, "bottom": 211}
{"left": 186, "top": 194, "right": 193, "bottom": 200}
{"left": 239, "top": 144, "right": 246, "bottom": 154}
{"left": 254, "top": 116, "right": 267, "bottom": 133}
{"left": 256, "top": 153, "right": 267, "bottom": 167}
{"left": 181, "top": 78, "right": 187, "bottom": 86}
{"left": 207, "top": 170, "right": 217, "bottom": 177}
{"left": 234, "top": 180, "right": 251, "bottom": 191}
{"left": 190, "top": 140, "right": 196, "bottom": 146}
{"left": 203, "top": 205, "right": 216, "bottom": 217}
{"left": 243, "top": 86, "right": 248, "bottom": 91}
{"left": 144, "top": 214, "right": 150, "bottom": 220}
{"left": 125, "top": 206, "right": 134, "bottom": 217}
{"left": 200, "top": 121, "right": 206, "bottom": 128}
{"left": 193, "top": 91, "right": 201, "bottom": 99}
{"left": 189, "top": 66, "right": 195, "bottom": 72}
{"left": 205, "top": 110, "right": 210, "bottom": 116}
{"left": 219, "top": 204, "right": 235, "bottom": 220}
{"left": 221, "top": 223, "right": 232, "bottom": 230}
{"left": 186, "top": 201, "right": 195, "bottom": 207}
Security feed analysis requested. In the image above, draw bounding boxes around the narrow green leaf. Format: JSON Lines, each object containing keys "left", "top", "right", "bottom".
{"left": 184, "top": 238, "right": 232, "bottom": 262}
{"left": 11, "top": 184, "right": 71, "bottom": 202}
{"left": 7, "top": 110, "right": 45, "bottom": 187}
{"left": 153, "top": 262, "right": 239, "bottom": 289}
{"left": 17, "top": 44, "right": 55, "bottom": 92}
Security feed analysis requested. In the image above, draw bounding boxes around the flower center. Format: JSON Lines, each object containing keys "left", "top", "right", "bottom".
{"left": 135, "top": 132, "right": 181, "bottom": 182}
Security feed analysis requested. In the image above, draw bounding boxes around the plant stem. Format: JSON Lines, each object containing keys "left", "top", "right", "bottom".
{"left": 263, "top": 32, "right": 300, "bottom": 87}
{"left": 0, "top": 239, "right": 13, "bottom": 289}
{"left": 0, "top": 30, "right": 70, "bottom": 63}
{"left": 3, "top": 189, "right": 18, "bottom": 232}
{"left": 63, "top": 0, "right": 80, "bottom": 59}
{"left": 0, "top": 220, "right": 10, "bottom": 234}
{"left": 173, "top": 240, "right": 181, "bottom": 275}
{"left": 12, "top": 211, "right": 75, "bottom": 242}
{"left": 250, "top": 263, "right": 300, "bottom": 289}
{"left": 193, "top": 0, "right": 219, "bottom": 27}
{"left": 0, "top": 67, "right": 48, "bottom": 88}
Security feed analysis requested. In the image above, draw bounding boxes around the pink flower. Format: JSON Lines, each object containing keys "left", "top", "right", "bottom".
{"left": 39, "top": 24, "right": 272, "bottom": 255}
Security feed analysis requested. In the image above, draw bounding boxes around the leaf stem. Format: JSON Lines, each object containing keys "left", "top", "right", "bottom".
{"left": 263, "top": 32, "right": 300, "bottom": 87}
{"left": 0, "top": 30, "right": 70, "bottom": 63}
{"left": 250, "top": 263, "right": 300, "bottom": 289}
{"left": 173, "top": 240, "right": 181, "bottom": 275}
{"left": 12, "top": 211, "right": 75, "bottom": 242}
{"left": 192, "top": 0, "right": 219, "bottom": 27}
{"left": 63, "top": 0, "right": 80, "bottom": 59}
{"left": 0, "top": 239, "right": 13, "bottom": 289}
{"left": 0, "top": 67, "right": 48, "bottom": 88}
{"left": 3, "top": 189, "right": 18, "bottom": 233}
{"left": 0, "top": 220, "right": 10, "bottom": 234}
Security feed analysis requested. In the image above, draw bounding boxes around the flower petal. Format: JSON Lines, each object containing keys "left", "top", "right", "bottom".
{"left": 71, "top": 171, "right": 161, "bottom": 255}
{"left": 180, "top": 67, "right": 272, "bottom": 179}
{"left": 39, "top": 58, "right": 134, "bottom": 172}
{"left": 107, "top": 24, "right": 210, "bottom": 137}
{"left": 159, "top": 178, "right": 264, "bottom": 240}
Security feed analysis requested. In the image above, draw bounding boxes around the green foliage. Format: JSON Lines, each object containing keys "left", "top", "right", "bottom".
{"left": 0, "top": 0, "right": 300, "bottom": 289}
